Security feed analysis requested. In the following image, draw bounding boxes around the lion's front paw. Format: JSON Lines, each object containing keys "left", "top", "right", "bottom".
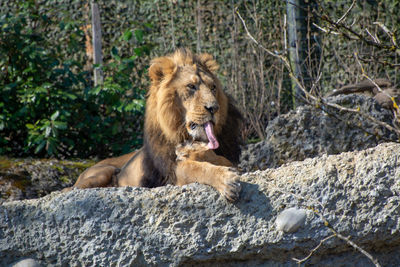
{"left": 217, "top": 168, "right": 241, "bottom": 202}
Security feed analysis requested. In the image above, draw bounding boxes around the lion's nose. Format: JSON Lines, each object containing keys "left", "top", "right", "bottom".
{"left": 205, "top": 103, "right": 219, "bottom": 114}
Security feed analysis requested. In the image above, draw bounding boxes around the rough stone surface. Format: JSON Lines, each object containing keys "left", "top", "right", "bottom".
{"left": 1, "top": 142, "right": 399, "bottom": 266}
{"left": 240, "top": 94, "right": 397, "bottom": 171}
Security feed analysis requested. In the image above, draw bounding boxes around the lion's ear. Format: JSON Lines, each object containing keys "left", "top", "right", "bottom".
{"left": 149, "top": 57, "right": 176, "bottom": 84}
{"left": 198, "top": 53, "right": 219, "bottom": 73}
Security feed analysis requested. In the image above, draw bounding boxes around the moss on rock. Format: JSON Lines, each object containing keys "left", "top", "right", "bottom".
{"left": 0, "top": 157, "right": 95, "bottom": 203}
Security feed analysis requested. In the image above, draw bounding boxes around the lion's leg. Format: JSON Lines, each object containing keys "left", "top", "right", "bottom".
{"left": 175, "top": 160, "right": 241, "bottom": 202}
{"left": 176, "top": 142, "right": 233, "bottom": 167}
{"left": 192, "top": 151, "right": 233, "bottom": 167}
{"left": 72, "top": 165, "right": 118, "bottom": 189}
{"left": 63, "top": 151, "right": 138, "bottom": 192}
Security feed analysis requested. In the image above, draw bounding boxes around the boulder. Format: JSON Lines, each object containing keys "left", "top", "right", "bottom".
{"left": 240, "top": 94, "right": 397, "bottom": 171}
{"left": 1, "top": 142, "right": 399, "bottom": 266}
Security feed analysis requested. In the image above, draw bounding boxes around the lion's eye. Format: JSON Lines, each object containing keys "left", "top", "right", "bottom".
{"left": 187, "top": 84, "right": 197, "bottom": 91}
{"left": 211, "top": 84, "right": 217, "bottom": 93}
{"left": 189, "top": 122, "right": 197, "bottom": 130}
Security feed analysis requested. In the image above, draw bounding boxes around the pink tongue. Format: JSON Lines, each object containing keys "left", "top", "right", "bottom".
{"left": 204, "top": 122, "right": 219, "bottom": 150}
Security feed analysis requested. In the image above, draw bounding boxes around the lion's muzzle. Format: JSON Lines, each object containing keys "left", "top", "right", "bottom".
{"left": 186, "top": 121, "right": 219, "bottom": 150}
{"left": 204, "top": 122, "right": 219, "bottom": 149}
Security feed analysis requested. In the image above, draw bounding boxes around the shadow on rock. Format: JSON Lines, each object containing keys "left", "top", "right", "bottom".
{"left": 235, "top": 182, "right": 272, "bottom": 220}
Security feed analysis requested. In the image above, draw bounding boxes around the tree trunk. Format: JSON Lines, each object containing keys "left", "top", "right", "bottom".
{"left": 287, "top": 0, "right": 320, "bottom": 107}
{"left": 91, "top": 1, "right": 103, "bottom": 86}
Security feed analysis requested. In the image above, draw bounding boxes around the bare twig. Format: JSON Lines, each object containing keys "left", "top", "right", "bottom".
{"left": 313, "top": 208, "right": 382, "bottom": 267}
{"left": 292, "top": 234, "right": 336, "bottom": 264}
{"left": 312, "top": 22, "right": 339, "bottom": 35}
{"left": 358, "top": 56, "right": 400, "bottom": 68}
{"left": 236, "top": 8, "right": 400, "bottom": 139}
{"left": 283, "top": 14, "right": 287, "bottom": 52}
{"left": 235, "top": 7, "right": 282, "bottom": 61}
{"left": 336, "top": 0, "right": 356, "bottom": 24}
{"left": 310, "top": 72, "right": 322, "bottom": 95}
{"left": 373, "top": 21, "right": 398, "bottom": 47}
{"left": 365, "top": 28, "right": 380, "bottom": 44}
{"left": 314, "top": 4, "right": 399, "bottom": 52}
{"left": 335, "top": 232, "right": 381, "bottom": 267}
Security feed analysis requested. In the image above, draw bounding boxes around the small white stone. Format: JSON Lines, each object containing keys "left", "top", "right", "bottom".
{"left": 276, "top": 207, "right": 307, "bottom": 233}
{"left": 12, "top": 258, "right": 41, "bottom": 267}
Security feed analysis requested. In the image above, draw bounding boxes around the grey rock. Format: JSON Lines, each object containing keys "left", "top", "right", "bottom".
{"left": 276, "top": 207, "right": 307, "bottom": 233}
{"left": 1, "top": 142, "right": 400, "bottom": 266}
{"left": 240, "top": 94, "right": 397, "bottom": 171}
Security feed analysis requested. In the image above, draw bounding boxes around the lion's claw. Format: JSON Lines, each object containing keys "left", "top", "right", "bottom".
{"left": 222, "top": 177, "right": 241, "bottom": 202}
{"left": 228, "top": 181, "right": 241, "bottom": 189}
{"left": 228, "top": 167, "right": 239, "bottom": 174}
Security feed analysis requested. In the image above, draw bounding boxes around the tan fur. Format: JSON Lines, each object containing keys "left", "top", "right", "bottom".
{"left": 69, "top": 49, "right": 242, "bottom": 202}
{"left": 176, "top": 141, "right": 232, "bottom": 167}
{"left": 174, "top": 141, "right": 239, "bottom": 201}
{"left": 65, "top": 151, "right": 136, "bottom": 191}
{"left": 117, "top": 149, "right": 145, "bottom": 187}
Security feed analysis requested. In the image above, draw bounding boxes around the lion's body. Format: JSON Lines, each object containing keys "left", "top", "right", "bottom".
{"left": 71, "top": 49, "right": 243, "bottom": 201}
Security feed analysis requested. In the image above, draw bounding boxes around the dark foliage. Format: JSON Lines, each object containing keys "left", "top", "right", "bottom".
{"left": 0, "top": 1, "right": 151, "bottom": 158}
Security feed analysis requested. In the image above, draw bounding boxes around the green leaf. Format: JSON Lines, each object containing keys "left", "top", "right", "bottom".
{"left": 65, "top": 93, "right": 77, "bottom": 100}
{"left": 111, "top": 46, "right": 120, "bottom": 60}
{"left": 45, "top": 126, "right": 52, "bottom": 137}
{"left": 40, "top": 120, "right": 51, "bottom": 130}
{"left": 42, "top": 82, "right": 52, "bottom": 89}
{"left": 122, "top": 29, "right": 133, "bottom": 41}
{"left": 47, "top": 139, "right": 56, "bottom": 156}
{"left": 35, "top": 140, "right": 46, "bottom": 154}
{"left": 90, "top": 86, "right": 102, "bottom": 95}
{"left": 53, "top": 121, "right": 67, "bottom": 130}
{"left": 133, "top": 48, "right": 142, "bottom": 56}
{"left": 111, "top": 123, "right": 119, "bottom": 135}
{"left": 52, "top": 127, "right": 58, "bottom": 137}
{"left": 26, "top": 123, "right": 35, "bottom": 129}
{"left": 50, "top": 111, "right": 59, "bottom": 121}
{"left": 134, "top": 29, "right": 143, "bottom": 43}
{"left": 33, "top": 135, "right": 44, "bottom": 144}
{"left": 4, "top": 83, "right": 17, "bottom": 90}
{"left": 107, "top": 61, "right": 118, "bottom": 69}
{"left": 124, "top": 99, "right": 145, "bottom": 112}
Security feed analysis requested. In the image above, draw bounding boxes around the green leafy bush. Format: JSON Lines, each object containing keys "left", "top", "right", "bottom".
{"left": 0, "top": 2, "right": 151, "bottom": 158}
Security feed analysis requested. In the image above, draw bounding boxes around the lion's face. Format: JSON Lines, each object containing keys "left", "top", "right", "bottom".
{"left": 146, "top": 49, "right": 228, "bottom": 148}
{"left": 170, "top": 64, "right": 225, "bottom": 148}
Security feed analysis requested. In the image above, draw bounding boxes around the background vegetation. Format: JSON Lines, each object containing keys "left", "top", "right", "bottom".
{"left": 1, "top": 0, "right": 399, "bottom": 158}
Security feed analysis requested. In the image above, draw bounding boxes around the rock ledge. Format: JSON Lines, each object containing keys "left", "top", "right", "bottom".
{"left": 1, "top": 142, "right": 400, "bottom": 266}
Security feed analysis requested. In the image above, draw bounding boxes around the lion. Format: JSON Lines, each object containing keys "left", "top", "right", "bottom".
{"left": 70, "top": 48, "right": 243, "bottom": 202}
